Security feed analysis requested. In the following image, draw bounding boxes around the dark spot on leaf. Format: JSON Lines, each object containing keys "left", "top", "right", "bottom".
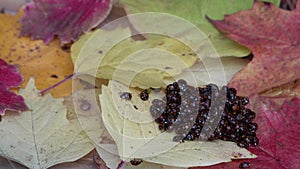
{"left": 165, "top": 66, "right": 172, "bottom": 70}
{"left": 50, "top": 74, "right": 58, "bottom": 79}
{"left": 133, "top": 105, "right": 138, "bottom": 110}
{"left": 181, "top": 53, "right": 186, "bottom": 56}
{"left": 98, "top": 50, "right": 103, "bottom": 54}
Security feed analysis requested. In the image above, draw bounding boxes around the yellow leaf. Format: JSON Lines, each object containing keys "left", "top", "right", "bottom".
{"left": 0, "top": 11, "right": 74, "bottom": 97}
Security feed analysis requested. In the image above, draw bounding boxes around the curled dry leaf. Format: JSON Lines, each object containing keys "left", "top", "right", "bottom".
{"left": 0, "top": 78, "right": 94, "bottom": 169}
{"left": 99, "top": 80, "right": 255, "bottom": 167}
{"left": 0, "top": 11, "right": 74, "bottom": 97}
{"left": 120, "top": 0, "right": 280, "bottom": 57}
{"left": 0, "top": 59, "right": 28, "bottom": 115}
{"left": 209, "top": 1, "right": 300, "bottom": 96}
{"left": 20, "top": 0, "right": 113, "bottom": 44}
{"left": 71, "top": 27, "right": 197, "bottom": 89}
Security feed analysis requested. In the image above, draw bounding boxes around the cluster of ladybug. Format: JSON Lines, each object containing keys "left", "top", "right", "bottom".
{"left": 150, "top": 79, "right": 259, "bottom": 148}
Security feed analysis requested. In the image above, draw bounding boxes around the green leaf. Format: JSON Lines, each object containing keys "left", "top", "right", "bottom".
{"left": 71, "top": 27, "right": 197, "bottom": 88}
{"left": 120, "top": 0, "right": 280, "bottom": 57}
{"left": 0, "top": 78, "right": 94, "bottom": 169}
{"left": 99, "top": 80, "right": 256, "bottom": 167}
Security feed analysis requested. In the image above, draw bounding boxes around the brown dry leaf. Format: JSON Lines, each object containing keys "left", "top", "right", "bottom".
{"left": 0, "top": 10, "right": 74, "bottom": 98}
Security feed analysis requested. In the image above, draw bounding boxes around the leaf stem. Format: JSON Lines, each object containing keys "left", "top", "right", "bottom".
{"left": 39, "top": 74, "right": 74, "bottom": 96}
{"left": 116, "top": 160, "right": 126, "bottom": 169}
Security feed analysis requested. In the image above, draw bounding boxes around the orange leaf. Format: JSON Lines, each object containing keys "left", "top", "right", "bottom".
{"left": 0, "top": 10, "right": 74, "bottom": 98}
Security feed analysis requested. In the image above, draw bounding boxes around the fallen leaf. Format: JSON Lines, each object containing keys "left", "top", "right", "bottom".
{"left": 193, "top": 96, "right": 300, "bottom": 169}
{"left": 71, "top": 27, "right": 197, "bottom": 89}
{"left": 100, "top": 82, "right": 175, "bottom": 159}
{"left": 0, "top": 11, "right": 74, "bottom": 97}
{"left": 0, "top": 59, "right": 28, "bottom": 115}
{"left": 209, "top": 1, "right": 300, "bottom": 96}
{"left": 95, "top": 144, "right": 186, "bottom": 169}
{"left": 119, "top": 0, "right": 280, "bottom": 57}
{"left": 64, "top": 88, "right": 106, "bottom": 146}
{"left": 99, "top": 80, "right": 255, "bottom": 167}
{"left": 167, "top": 57, "right": 249, "bottom": 86}
{"left": 0, "top": 78, "right": 94, "bottom": 169}
{"left": 20, "top": 0, "right": 113, "bottom": 44}
{"left": 143, "top": 141, "right": 255, "bottom": 168}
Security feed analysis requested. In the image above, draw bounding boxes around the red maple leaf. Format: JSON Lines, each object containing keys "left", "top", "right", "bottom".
{"left": 191, "top": 96, "right": 300, "bottom": 169}
{"left": 207, "top": 1, "right": 300, "bottom": 96}
{"left": 20, "top": 0, "right": 113, "bottom": 44}
{"left": 0, "top": 59, "right": 28, "bottom": 115}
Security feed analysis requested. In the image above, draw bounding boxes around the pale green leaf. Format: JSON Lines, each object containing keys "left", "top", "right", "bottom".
{"left": 95, "top": 143, "right": 186, "bottom": 169}
{"left": 0, "top": 78, "right": 94, "bottom": 169}
{"left": 71, "top": 27, "right": 197, "bottom": 89}
{"left": 166, "top": 57, "right": 249, "bottom": 86}
{"left": 120, "top": 0, "right": 280, "bottom": 57}
{"left": 64, "top": 89, "right": 106, "bottom": 145}
{"left": 143, "top": 141, "right": 256, "bottom": 167}
{"left": 99, "top": 80, "right": 256, "bottom": 167}
{"left": 100, "top": 83, "right": 177, "bottom": 159}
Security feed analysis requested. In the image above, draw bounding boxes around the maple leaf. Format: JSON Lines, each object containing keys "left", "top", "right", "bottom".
{"left": 192, "top": 96, "right": 300, "bottom": 169}
{"left": 208, "top": 1, "right": 300, "bottom": 96}
{"left": 20, "top": 0, "right": 113, "bottom": 44}
{"left": 0, "top": 78, "right": 94, "bottom": 169}
{"left": 0, "top": 11, "right": 74, "bottom": 97}
{"left": 0, "top": 59, "right": 28, "bottom": 115}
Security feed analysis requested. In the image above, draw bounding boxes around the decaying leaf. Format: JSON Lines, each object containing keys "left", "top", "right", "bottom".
{"left": 209, "top": 1, "right": 300, "bottom": 96}
{"left": 71, "top": 27, "right": 197, "bottom": 89}
{"left": 99, "top": 80, "right": 255, "bottom": 167}
{"left": 120, "top": 0, "right": 280, "bottom": 57}
{"left": 0, "top": 11, "right": 74, "bottom": 97}
{"left": 20, "top": 0, "right": 113, "bottom": 44}
{"left": 0, "top": 78, "right": 94, "bottom": 169}
{"left": 0, "top": 59, "right": 28, "bottom": 115}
